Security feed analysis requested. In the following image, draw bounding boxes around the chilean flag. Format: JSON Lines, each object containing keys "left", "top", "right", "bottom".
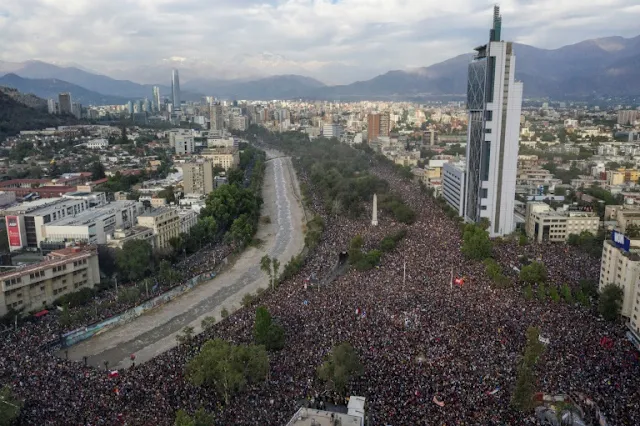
{"left": 108, "top": 370, "right": 120, "bottom": 378}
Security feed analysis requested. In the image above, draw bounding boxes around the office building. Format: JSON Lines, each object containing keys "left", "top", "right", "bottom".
{"left": 47, "top": 99, "right": 57, "bottom": 114}
{"left": 3, "top": 198, "right": 89, "bottom": 252}
{"left": 525, "top": 202, "right": 599, "bottom": 243}
{"left": 58, "top": 93, "right": 72, "bottom": 115}
{"left": 173, "top": 133, "right": 195, "bottom": 155}
{"left": 178, "top": 209, "right": 198, "bottom": 234}
{"left": 171, "top": 69, "right": 181, "bottom": 110}
{"left": 182, "top": 160, "right": 216, "bottom": 196}
{"left": 0, "top": 245, "right": 100, "bottom": 316}
{"left": 71, "top": 103, "right": 82, "bottom": 119}
{"left": 463, "top": 6, "right": 523, "bottom": 237}
{"left": 323, "top": 123, "right": 343, "bottom": 139}
{"left": 210, "top": 103, "right": 224, "bottom": 131}
{"left": 153, "top": 86, "right": 161, "bottom": 111}
{"left": 442, "top": 162, "right": 466, "bottom": 216}
{"left": 598, "top": 233, "right": 640, "bottom": 349}
{"left": 367, "top": 113, "right": 390, "bottom": 143}
{"left": 137, "top": 207, "right": 180, "bottom": 249}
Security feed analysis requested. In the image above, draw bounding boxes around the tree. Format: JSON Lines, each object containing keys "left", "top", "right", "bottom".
{"left": 523, "top": 283, "right": 533, "bottom": 300}
{"left": 549, "top": 286, "right": 560, "bottom": 302}
{"left": 253, "top": 306, "right": 285, "bottom": 351}
{"left": 519, "top": 262, "right": 547, "bottom": 285}
{"left": 91, "top": 161, "right": 106, "bottom": 180}
{"left": 561, "top": 283, "right": 573, "bottom": 303}
{"left": 511, "top": 327, "right": 545, "bottom": 411}
{"left": 348, "top": 235, "right": 364, "bottom": 265}
{"left": 116, "top": 239, "right": 153, "bottom": 281}
{"left": 317, "top": 342, "right": 363, "bottom": 395}
{"left": 462, "top": 224, "right": 492, "bottom": 260}
{"left": 174, "top": 408, "right": 215, "bottom": 426}
{"left": 0, "top": 385, "right": 22, "bottom": 425}
{"left": 220, "top": 307, "right": 229, "bottom": 319}
{"left": 176, "top": 326, "right": 195, "bottom": 345}
{"left": 260, "top": 255, "right": 280, "bottom": 290}
{"left": 187, "top": 339, "right": 269, "bottom": 405}
{"left": 536, "top": 284, "right": 547, "bottom": 301}
{"left": 158, "top": 185, "right": 177, "bottom": 204}
{"left": 598, "top": 284, "right": 624, "bottom": 321}
{"left": 201, "top": 316, "right": 216, "bottom": 331}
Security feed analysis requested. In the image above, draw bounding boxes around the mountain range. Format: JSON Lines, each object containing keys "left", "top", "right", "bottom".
{"left": 1, "top": 34, "right": 639, "bottom": 102}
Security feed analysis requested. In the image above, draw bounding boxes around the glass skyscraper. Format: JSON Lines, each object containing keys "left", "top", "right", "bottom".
{"left": 171, "top": 69, "right": 181, "bottom": 111}
{"left": 463, "top": 6, "right": 523, "bottom": 237}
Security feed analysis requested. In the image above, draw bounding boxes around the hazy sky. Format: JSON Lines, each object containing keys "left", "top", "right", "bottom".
{"left": 1, "top": 0, "right": 639, "bottom": 84}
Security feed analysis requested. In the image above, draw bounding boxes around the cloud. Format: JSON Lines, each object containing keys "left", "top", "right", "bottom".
{"left": 0, "top": 0, "right": 639, "bottom": 84}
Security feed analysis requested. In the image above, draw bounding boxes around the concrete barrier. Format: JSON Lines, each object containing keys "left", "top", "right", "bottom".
{"left": 61, "top": 271, "right": 217, "bottom": 348}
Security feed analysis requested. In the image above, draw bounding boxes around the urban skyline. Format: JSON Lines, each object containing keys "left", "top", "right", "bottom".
{"left": 1, "top": 1, "right": 639, "bottom": 84}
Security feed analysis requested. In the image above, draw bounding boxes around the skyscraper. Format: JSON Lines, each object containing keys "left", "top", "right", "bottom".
{"left": 171, "top": 69, "right": 181, "bottom": 111}
{"left": 58, "top": 93, "right": 72, "bottom": 115}
{"left": 367, "top": 113, "right": 390, "bottom": 143}
{"left": 210, "top": 103, "right": 223, "bottom": 131}
{"left": 463, "top": 6, "right": 523, "bottom": 237}
{"left": 153, "top": 86, "right": 161, "bottom": 112}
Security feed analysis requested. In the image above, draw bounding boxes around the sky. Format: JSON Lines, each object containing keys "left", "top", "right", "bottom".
{"left": 1, "top": 0, "right": 639, "bottom": 85}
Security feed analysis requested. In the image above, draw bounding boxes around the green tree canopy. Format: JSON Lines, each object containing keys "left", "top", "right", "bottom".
{"left": 519, "top": 261, "right": 548, "bottom": 285}
{"left": 187, "top": 339, "right": 269, "bottom": 404}
{"left": 116, "top": 239, "right": 153, "bottom": 281}
{"left": 462, "top": 224, "right": 493, "bottom": 260}
{"left": 174, "top": 408, "right": 215, "bottom": 426}
{"left": 91, "top": 161, "right": 106, "bottom": 180}
{"left": 317, "top": 342, "right": 363, "bottom": 395}
{"left": 0, "top": 385, "right": 23, "bottom": 425}
{"left": 598, "top": 284, "right": 624, "bottom": 321}
{"left": 253, "top": 306, "right": 285, "bottom": 351}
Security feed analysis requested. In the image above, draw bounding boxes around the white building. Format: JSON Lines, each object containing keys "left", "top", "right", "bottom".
{"left": 598, "top": 234, "right": 640, "bottom": 350}
{"left": 525, "top": 202, "right": 600, "bottom": 243}
{"left": 42, "top": 209, "right": 118, "bottom": 245}
{"left": 442, "top": 162, "right": 466, "bottom": 216}
{"left": 85, "top": 138, "right": 109, "bottom": 149}
{"left": 174, "top": 133, "right": 195, "bottom": 155}
{"left": 178, "top": 209, "right": 198, "bottom": 234}
{"left": 464, "top": 6, "right": 523, "bottom": 237}
{"left": 323, "top": 123, "right": 343, "bottom": 139}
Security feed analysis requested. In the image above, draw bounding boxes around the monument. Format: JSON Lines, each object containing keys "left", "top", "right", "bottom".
{"left": 372, "top": 193, "right": 378, "bottom": 226}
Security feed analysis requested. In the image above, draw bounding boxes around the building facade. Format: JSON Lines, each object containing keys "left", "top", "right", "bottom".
{"left": 525, "top": 202, "right": 599, "bottom": 243}
{"left": 174, "top": 133, "right": 195, "bottom": 155}
{"left": 171, "top": 69, "right": 181, "bottom": 110}
{"left": 0, "top": 246, "right": 100, "bottom": 316}
{"left": 442, "top": 162, "right": 466, "bottom": 216}
{"left": 137, "top": 208, "right": 180, "bottom": 249}
{"left": 182, "top": 160, "right": 216, "bottom": 196}
{"left": 201, "top": 148, "right": 240, "bottom": 171}
{"left": 367, "top": 113, "right": 390, "bottom": 143}
{"left": 464, "top": 6, "right": 523, "bottom": 237}
{"left": 58, "top": 93, "right": 72, "bottom": 115}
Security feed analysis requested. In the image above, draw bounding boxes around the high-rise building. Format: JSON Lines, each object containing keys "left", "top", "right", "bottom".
{"left": 71, "top": 103, "right": 82, "bottom": 119}
{"left": 367, "top": 113, "right": 390, "bottom": 143}
{"left": 171, "top": 69, "right": 181, "bottom": 110}
{"left": 58, "top": 93, "right": 72, "bottom": 115}
{"left": 47, "top": 99, "right": 57, "bottom": 115}
{"left": 183, "top": 160, "right": 216, "bottom": 196}
{"left": 463, "top": 6, "right": 523, "bottom": 237}
{"left": 153, "top": 86, "right": 161, "bottom": 112}
{"left": 210, "top": 103, "right": 223, "bottom": 131}
{"left": 127, "top": 101, "right": 133, "bottom": 115}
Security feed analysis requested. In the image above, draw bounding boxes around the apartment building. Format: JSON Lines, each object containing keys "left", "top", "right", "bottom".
{"left": 106, "top": 226, "right": 155, "bottom": 250}
{"left": 183, "top": 160, "right": 216, "bottom": 196}
{"left": 137, "top": 207, "right": 180, "bottom": 249}
{"left": 525, "top": 202, "right": 599, "bottom": 243}
{"left": 201, "top": 148, "right": 240, "bottom": 171}
{"left": 0, "top": 246, "right": 100, "bottom": 316}
{"left": 598, "top": 234, "right": 640, "bottom": 350}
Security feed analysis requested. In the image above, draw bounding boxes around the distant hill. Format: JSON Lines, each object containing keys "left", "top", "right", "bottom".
{"left": 0, "top": 86, "right": 47, "bottom": 109}
{"left": 3, "top": 34, "right": 640, "bottom": 100}
{"left": 0, "top": 73, "right": 129, "bottom": 106}
{"left": 312, "top": 35, "right": 640, "bottom": 99}
{"left": 0, "top": 60, "right": 203, "bottom": 101}
{"left": 183, "top": 75, "right": 326, "bottom": 100}
{"left": 0, "top": 89, "right": 77, "bottom": 141}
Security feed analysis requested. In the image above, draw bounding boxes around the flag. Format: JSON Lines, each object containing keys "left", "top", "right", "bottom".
{"left": 486, "top": 387, "right": 501, "bottom": 396}
{"left": 108, "top": 370, "right": 119, "bottom": 378}
{"left": 432, "top": 395, "right": 445, "bottom": 407}
{"left": 454, "top": 277, "right": 464, "bottom": 286}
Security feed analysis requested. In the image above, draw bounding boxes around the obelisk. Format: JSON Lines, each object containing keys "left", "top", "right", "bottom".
{"left": 371, "top": 193, "right": 378, "bottom": 226}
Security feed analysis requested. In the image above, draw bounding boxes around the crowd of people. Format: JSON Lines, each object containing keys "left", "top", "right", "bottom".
{"left": 1, "top": 158, "right": 639, "bottom": 425}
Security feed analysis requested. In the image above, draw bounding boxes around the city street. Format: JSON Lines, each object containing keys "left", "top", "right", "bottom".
{"left": 64, "top": 153, "right": 305, "bottom": 369}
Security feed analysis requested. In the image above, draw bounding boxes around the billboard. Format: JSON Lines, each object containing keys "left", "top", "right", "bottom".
{"left": 6, "top": 216, "right": 22, "bottom": 248}
{"left": 612, "top": 230, "right": 631, "bottom": 252}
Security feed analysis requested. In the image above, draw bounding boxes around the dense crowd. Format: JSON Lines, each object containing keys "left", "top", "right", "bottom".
{"left": 1, "top": 160, "right": 639, "bottom": 425}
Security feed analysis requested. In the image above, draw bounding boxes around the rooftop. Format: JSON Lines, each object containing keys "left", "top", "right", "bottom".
{"left": 139, "top": 207, "right": 173, "bottom": 218}
{"left": 0, "top": 246, "right": 96, "bottom": 280}
{"left": 47, "top": 207, "right": 117, "bottom": 226}
{"left": 285, "top": 408, "right": 361, "bottom": 426}
{"left": 1, "top": 198, "right": 62, "bottom": 214}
